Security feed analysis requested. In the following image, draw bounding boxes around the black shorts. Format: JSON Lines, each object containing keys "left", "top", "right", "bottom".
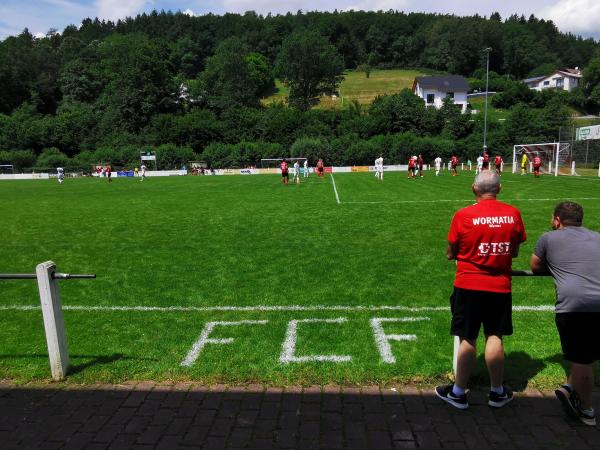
{"left": 450, "top": 287, "right": 513, "bottom": 340}
{"left": 482, "top": 162, "right": 489, "bottom": 169}
{"left": 555, "top": 313, "right": 600, "bottom": 364}
{"left": 282, "top": 171, "right": 288, "bottom": 178}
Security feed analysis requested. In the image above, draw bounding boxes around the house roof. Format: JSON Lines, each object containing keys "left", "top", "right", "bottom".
{"left": 414, "top": 75, "right": 469, "bottom": 92}
{"left": 523, "top": 76, "right": 545, "bottom": 84}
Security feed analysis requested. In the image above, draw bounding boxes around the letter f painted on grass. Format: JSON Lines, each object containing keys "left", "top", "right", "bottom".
{"left": 181, "top": 320, "right": 268, "bottom": 367}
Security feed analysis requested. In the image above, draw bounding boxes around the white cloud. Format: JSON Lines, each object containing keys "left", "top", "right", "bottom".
{"left": 34, "top": 31, "right": 46, "bottom": 38}
{"left": 344, "top": 0, "right": 409, "bottom": 12}
{"left": 182, "top": 8, "right": 195, "bottom": 16}
{"left": 94, "top": 0, "right": 150, "bottom": 22}
{"left": 540, "top": 0, "right": 600, "bottom": 37}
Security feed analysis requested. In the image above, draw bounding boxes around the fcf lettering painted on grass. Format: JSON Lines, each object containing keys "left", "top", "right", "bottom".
{"left": 180, "top": 317, "right": 431, "bottom": 367}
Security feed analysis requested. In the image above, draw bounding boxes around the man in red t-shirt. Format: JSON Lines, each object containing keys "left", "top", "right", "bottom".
{"left": 533, "top": 154, "right": 542, "bottom": 178}
{"left": 106, "top": 165, "right": 112, "bottom": 183}
{"left": 280, "top": 159, "right": 289, "bottom": 185}
{"left": 435, "top": 170, "right": 526, "bottom": 410}
{"left": 494, "top": 155, "right": 503, "bottom": 175}
{"left": 450, "top": 155, "right": 458, "bottom": 177}
{"left": 418, "top": 153, "right": 424, "bottom": 177}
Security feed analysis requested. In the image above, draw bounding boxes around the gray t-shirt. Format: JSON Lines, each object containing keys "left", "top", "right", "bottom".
{"left": 534, "top": 226, "right": 600, "bottom": 313}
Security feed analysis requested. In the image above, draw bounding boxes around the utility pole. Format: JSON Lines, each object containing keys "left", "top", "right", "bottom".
{"left": 483, "top": 47, "right": 492, "bottom": 152}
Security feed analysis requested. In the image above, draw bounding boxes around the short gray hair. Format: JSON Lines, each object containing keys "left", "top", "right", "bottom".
{"left": 473, "top": 171, "right": 500, "bottom": 195}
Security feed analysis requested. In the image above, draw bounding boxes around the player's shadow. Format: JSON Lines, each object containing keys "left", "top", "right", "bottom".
{"left": 0, "top": 353, "right": 157, "bottom": 375}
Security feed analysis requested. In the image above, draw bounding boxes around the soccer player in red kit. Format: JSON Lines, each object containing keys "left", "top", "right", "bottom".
{"left": 418, "top": 153, "right": 424, "bottom": 177}
{"left": 494, "top": 155, "right": 503, "bottom": 175}
{"left": 316, "top": 158, "right": 324, "bottom": 177}
{"left": 408, "top": 156, "right": 417, "bottom": 178}
{"left": 280, "top": 159, "right": 289, "bottom": 185}
{"left": 106, "top": 165, "right": 112, "bottom": 183}
{"left": 435, "top": 170, "right": 526, "bottom": 410}
{"left": 450, "top": 155, "right": 458, "bottom": 176}
{"left": 533, "top": 154, "right": 542, "bottom": 178}
{"left": 482, "top": 150, "right": 490, "bottom": 170}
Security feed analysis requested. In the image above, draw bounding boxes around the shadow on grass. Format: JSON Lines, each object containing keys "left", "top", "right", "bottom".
{"left": 0, "top": 353, "right": 158, "bottom": 375}
{"left": 470, "top": 351, "right": 569, "bottom": 391}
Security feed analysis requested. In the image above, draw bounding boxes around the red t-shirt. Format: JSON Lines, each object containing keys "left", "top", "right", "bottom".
{"left": 494, "top": 156, "right": 502, "bottom": 165}
{"left": 483, "top": 153, "right": 489, "bottom": 163}
{"left": 533, "top": 156, "right": 541, "bottom": 167}
{"left": 317, "top": 160, "right": 324, "bottom": 168}
{"left": 280, "top": 161, "right": 288, "bottom": 172}
{"left": 448, "top": 199, "right": 526, "bottom": 293}
{"left": 408, "top": 158, "right": 416, "bottom": 168}
{"left": 451, "top": 156, "right": 458, "bottom": 167}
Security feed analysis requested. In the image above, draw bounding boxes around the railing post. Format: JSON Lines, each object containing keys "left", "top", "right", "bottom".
{"left": 36, "top": 261, "right": 69, "bottom": 380}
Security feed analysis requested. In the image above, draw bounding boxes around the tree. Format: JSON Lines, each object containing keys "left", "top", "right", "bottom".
{"left": 275, "top": 30, "right": 344, "bottom": 111}
{"left": 199, "top": 38, "right": 273, "bottom": 110}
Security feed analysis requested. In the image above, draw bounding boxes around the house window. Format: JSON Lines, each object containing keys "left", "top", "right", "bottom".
{"left": 426, "top": 94, "right": 435, "bottom": 104}
{"left": 543, "top": 80, "right": 550, "bottom": 86}
{"left": 446, "top": 92, "right": 454, "bottom": 100}
{"left": 556, "top": 78, "right": 564, "bottom": 87}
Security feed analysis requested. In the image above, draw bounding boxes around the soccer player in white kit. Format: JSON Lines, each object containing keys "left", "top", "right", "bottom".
{"left": 374, "top": 156, "right": 384, "bottom": 180}
{"left": 303, "top": 159, "right": 309, "bottom": 178}
{"left": 476, "top": 155, "right": 484, "bottom": 174}
{"left": 293, "top": 161, "right": 300, "bottom": 184}
{"left": 434, "top": 157, "right": 442, "bottom": 176}
{"left": 140, "top": 164, "right": 147, "bottom": 181}
{"left": 57, "top": 167, "right": 64, "bottom": 184}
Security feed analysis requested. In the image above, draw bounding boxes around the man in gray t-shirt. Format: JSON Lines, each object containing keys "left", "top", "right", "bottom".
{"left": 530, "top": 201, "right": 600, "bottom": 426}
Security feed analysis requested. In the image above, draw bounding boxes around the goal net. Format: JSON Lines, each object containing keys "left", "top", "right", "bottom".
{"left": 512, "top": 142, "right": 573, "bottom": 176}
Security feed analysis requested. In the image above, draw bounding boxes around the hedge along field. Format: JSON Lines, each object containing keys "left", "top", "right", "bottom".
{"left": 262, "top": 69, "right": 426, "bottom": 108}
{"left": 0, "top": 171, "right": 599, "bottom": 386}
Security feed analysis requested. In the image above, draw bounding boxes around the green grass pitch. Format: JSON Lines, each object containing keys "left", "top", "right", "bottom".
{"left": 1, "top": 170, "right": 599, "bottom": 387}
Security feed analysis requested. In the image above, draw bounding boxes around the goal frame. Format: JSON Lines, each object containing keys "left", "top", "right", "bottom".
{"left": 512, "top": 142, "right": 572, "bottom": 176}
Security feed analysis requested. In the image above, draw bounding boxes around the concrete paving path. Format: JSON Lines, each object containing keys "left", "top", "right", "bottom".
{"left": 1, "top": 382, "right": 599, "bottom": 449}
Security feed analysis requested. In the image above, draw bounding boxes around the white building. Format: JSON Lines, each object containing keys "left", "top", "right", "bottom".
{"left": 522, "top": 68, "right": 582, "bottom": 92}
{"left": 412, "top": 75, "right": 469, "bottom": 113}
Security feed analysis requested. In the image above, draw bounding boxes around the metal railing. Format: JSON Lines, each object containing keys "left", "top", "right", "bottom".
{"left": 1, "top": 261, "right": 95, "bottom": 380}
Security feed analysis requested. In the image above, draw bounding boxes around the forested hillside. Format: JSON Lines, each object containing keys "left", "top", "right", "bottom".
{"left": 1, "top": 10, "right": 599, "bottom": 170}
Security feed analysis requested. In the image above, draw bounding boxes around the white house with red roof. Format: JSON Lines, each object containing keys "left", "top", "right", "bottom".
{"left": 522, "top": 68, "right": 582, "bottom": 92}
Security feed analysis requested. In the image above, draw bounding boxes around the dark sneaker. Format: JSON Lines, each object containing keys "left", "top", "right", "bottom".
{"left": 578, "top": 409, "right": 597, "bottom": 426}
{"left": 555, "top": 385, "right": 579, "bottom": 419}
{"left": 435, "top": 384, "right": 469, "bottom": 410}
{"left": 488, "top": 387, "right": 514, "bottom": 408}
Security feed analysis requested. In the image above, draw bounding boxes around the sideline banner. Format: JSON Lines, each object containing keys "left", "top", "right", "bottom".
{"left": 332, "top": 167, "right": 351, "bottom": 173}
{"left": 239, "top": 168, "right": 258, "bottom": 175}
{"left": 0, "top": 173, "right": 50, "bottom": 180}
{"left": 351, "top": 166, "right": 369, "bottom": 172}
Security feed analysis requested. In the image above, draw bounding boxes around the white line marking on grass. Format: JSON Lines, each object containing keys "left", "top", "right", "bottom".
{"left": 181, "top": 320, "right": 268, "bottom": 367}
{"left": 0, "top": 304, "right": 555, "bottom": 312}
{"left": 343, "top": 197, "right": 599, "bottom": 205}
{"left": 279, "top": 318, "right": 352, "bottom": 363}
{"left": 370, "top": 317, "right": 429, "bottom": 363}
{"left": 330, "top": 174, "right": 341, "bottom": 204}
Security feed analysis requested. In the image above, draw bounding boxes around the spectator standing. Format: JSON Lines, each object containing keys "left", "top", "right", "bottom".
{"left": 436, "top": 171, "right": 527, "bottom": 409}
{"left": 530, "top": 202, "right": 600, "bottom": 426}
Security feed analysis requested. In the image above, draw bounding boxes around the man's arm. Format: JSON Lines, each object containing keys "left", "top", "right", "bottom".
{"left": 447, "top": 242, "right": 458, "bottom": 260}
{"left": 530, "top": 254, "right": 549, "bottom": 274}
{"left": 511, "top": 244, "right": 520, "bottom": 258}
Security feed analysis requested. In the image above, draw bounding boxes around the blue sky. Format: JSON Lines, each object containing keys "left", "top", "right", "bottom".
{"left": 1, "top": 0, "right": 599, "bottom": 41}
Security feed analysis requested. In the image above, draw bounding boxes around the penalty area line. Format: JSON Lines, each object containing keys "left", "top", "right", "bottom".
{"left": 330, "top": 173, "right": 341, "bottom": 204}
{"left": 0, "top": 304, "right": 554, "bottom": 312}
